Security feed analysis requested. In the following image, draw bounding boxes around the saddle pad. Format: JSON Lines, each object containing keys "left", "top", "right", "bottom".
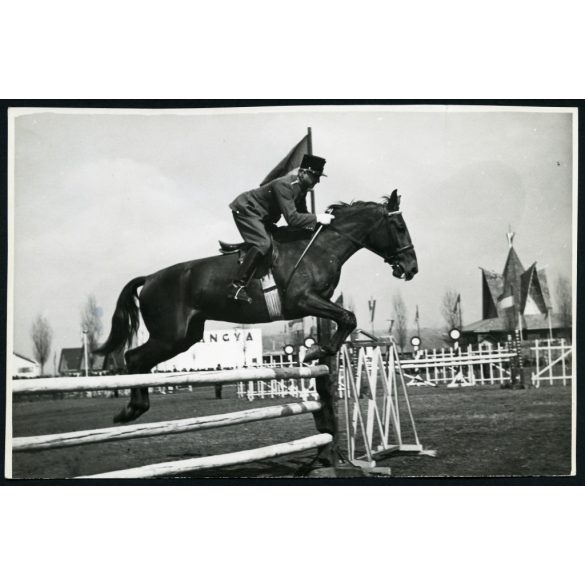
{"left": 260, "top": 270, "right": 283, "bottom": 320}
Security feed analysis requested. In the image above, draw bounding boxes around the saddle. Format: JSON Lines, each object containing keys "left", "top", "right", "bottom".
{"left": 218, "top": 240, "right": 249, "bottom": 255}
{"left": 218, "top": 240, "right": 275, "bottom": 277}
{"left": 219, "top": 227, "right": 311, "bottom": 255}
{"left": 218, "top": 227, "right": 311, "bottom": 271}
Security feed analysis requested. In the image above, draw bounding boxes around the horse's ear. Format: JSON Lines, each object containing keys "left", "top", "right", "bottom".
{"left": 387, "top": 189, "right": 399, "bottom": 211}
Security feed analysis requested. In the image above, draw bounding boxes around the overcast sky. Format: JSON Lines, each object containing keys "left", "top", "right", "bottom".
{"left": 9, "top": 105, "right": 575, "bottom": 362}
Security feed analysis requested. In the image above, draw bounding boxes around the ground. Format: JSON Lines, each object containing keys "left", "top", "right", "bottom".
{"left": 10, "top": 383, "right": 573, "bottom": 479}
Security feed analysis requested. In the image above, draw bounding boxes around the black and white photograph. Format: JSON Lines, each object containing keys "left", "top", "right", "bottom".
{"left": 5, "top": 103, "right": 577, "bottom": 480}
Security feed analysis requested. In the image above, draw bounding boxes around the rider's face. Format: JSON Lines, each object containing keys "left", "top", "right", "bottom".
{"left": 299, "top": 170, "right": 320, "bottom": 189}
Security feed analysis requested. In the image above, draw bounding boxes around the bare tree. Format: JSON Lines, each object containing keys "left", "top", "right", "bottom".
{"left": 392, "top": 293, "right": 408, "bottom": 352}
{"left": 440, "top": 289, "right": 460, "bottom": 337}
{"left": 31, "top": 314, "right": 53, "bottom": 375}
{"left": 555, "top": 276, "right": 572, "bottom": 330}
{"left": 81, "top": 294, "right": 103, "bottom": 370}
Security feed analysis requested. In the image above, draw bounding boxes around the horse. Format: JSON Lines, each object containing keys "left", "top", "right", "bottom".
{"left": 95, "top": 190, "right": 418, "bottom": 423}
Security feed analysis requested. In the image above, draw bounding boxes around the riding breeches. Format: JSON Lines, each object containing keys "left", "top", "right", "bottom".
{"left": 232, "top": 210, "right": 272, "bottom": 256}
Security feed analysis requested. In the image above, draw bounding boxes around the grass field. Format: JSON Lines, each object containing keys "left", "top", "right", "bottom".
{"left": 10, "top": 382, "right": 573, "bottom": 479}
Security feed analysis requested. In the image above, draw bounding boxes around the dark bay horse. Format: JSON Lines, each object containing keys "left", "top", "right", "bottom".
{"left": 95, "top": 190, "right": 417, "bottom": 423}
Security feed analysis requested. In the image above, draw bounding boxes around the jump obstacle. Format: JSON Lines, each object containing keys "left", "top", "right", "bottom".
{"left": 11, "top": 339, "right": 431, "bottom": 477}
{"left": 11, "top": 365, "right": 335, "bottom": 478}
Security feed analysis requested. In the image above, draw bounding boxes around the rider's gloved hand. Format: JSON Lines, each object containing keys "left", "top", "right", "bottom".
{"left": 316, "top": 213, "right": 335, "bottom": 225}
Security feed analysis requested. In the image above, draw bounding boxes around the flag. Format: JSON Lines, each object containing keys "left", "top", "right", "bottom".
{"left": 260, "top": 134, "right": 310, "bottom": 186}
{"left": 452, "top": 294, "right": 461, "bottom": 313}
{"left": 334, "top": 293, "right": 344, "bottom": 307}
{"left": 498, "top": 294, "right": 515, "bottom": 310}
{"left": 368, "top": 299, "right": 376, "bottom": 323}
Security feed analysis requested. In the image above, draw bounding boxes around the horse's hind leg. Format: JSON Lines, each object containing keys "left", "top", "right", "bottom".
{"left": 113, "top": 338, "right": 177, "bottom": 423}
{"left": 113, "top": 318, "right": 206, "bottom": 424}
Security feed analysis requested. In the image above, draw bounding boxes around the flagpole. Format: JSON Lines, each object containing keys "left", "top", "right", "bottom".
{"left": 458, "top": 296, "right": 462, "bottom": 329}
{"left": 307, "top": 127, "right": 315, "bottom": 213}
{"left": 309, "top": 126, "right": 328, "bottom": 348}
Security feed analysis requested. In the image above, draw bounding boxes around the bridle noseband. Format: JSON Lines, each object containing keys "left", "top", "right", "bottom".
{"left": 327, "top": 208, "right": 414, "bottom": 266}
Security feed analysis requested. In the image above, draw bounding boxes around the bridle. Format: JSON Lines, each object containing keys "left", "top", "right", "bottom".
{"left": 283, "top": 207, "right": 414, "bottom": 291}
{"left": 326, "top": 208, "right": 414, "bottom": 266}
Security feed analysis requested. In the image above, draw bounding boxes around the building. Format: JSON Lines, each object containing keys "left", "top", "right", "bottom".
{"left": 58, "top": 347, "right": 125, "bottom": 376}
{"left": 154, "top": 328, "right": 263, "bottom": 371}
{"left": 463, "top": 231, "right": 566, "bottom": 344}
{"left": 12, "top": 353, "right": 41, "bottom": 378}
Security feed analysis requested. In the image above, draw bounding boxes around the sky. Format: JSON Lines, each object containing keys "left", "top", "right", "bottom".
{"left": 9, "top": 105, "right": 575, "bottom": 366}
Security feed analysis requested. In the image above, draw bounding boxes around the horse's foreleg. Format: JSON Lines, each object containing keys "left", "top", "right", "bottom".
{"left": 298, "top": 294, "right": 357, "bottom": 362}
{"left": 294, "top": 293, "right": 355, "bottom": 469}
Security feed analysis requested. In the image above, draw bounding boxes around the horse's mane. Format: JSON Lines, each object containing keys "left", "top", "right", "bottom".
{"left": 328, "top": 196, "right": 393, "bottom": 213}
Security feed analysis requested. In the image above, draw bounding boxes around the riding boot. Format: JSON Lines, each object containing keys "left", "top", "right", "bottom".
{"left": 227, "top": 246, "right": 263, "bottom": 303}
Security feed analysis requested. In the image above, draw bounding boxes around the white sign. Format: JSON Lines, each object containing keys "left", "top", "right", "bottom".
{"left": 154, "top": 328, "right": 263, "bottom": 372}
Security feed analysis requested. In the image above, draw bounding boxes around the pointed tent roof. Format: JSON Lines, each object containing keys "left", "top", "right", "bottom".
{"left": 479, "top": 231, "right": 550, "bottom": 323}
{"left": 537, "top": 268, "right": 552, "bottom": 309}
{"left": 500, "top": 245, "right": 525, "bottom": 308}
{"left": 480, "top": 269, "right": 503, "bottom": 319}
{"left": 520, "top": 262, "right": 549, "bottom": 314}
{"left": 13, "top": 352, "right": 39, "bottom": 365}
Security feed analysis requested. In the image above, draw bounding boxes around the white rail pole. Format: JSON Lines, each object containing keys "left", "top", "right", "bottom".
{"left": 13, "top": 401, "right": 323, "bottom": 452}
{"left": 12, "top": 365, "right": 329, "bottom": 395}
{"left": 77, "top": 433, "right": 333, "bottom": 479}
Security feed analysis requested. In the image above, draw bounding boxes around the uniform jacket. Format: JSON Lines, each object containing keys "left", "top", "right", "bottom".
{"left": 229, "top": 174, "right": 317, "bottom": 230}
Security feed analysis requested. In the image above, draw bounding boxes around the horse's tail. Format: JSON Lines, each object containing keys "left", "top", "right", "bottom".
{"left": 94, "top": 276, "right": 146, "bottom": 356}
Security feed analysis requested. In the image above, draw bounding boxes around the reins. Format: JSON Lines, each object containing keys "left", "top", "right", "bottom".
{"left": 282, "top": 224, "right": 325, "bottom": 292}
{"left": 282, "top": 224, "right": 325, "bottom": 291}
{"left": 282, "top": 208, "right": 413, "bottom": 292}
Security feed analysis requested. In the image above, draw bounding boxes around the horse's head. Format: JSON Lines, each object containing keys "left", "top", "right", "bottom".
{"left": 366, "top": 190, "right": 418, "bottom": 281}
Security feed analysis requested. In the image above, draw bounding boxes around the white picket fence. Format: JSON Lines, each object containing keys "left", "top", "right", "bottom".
{"left": 339, "top": 342, "right": 517, "bottom": 390}
{"left": 531, "top": 339, "right": 573, "bottom": 387}
{"left": 236, "top": 354, "right": 318, "bottom": 401}
{"left": 401, "top": 343, "right": 517, "bottom": 387}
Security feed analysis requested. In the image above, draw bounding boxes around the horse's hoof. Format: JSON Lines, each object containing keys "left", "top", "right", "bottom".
{"left": 302, "top": 345, "right": 326, "bottom": 362}
{"left": 113, "top": 408, "right": 132, "bottom": 423}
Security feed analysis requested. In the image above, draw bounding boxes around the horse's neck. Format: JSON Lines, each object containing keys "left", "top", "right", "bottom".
{"left": 321, "top": 210, "right": 372, "bottom": 263}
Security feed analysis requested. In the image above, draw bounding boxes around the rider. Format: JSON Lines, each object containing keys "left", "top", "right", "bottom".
{"left": 227, "top": 154, "right": 335, "bottom": 303}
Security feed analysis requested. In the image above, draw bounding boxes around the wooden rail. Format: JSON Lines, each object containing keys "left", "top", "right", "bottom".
{"left": 76, "top": 433, "right": 333, "bottom": 479}
{"left": 13, "top": 401, "right": 322, "bottom": 452}
{"left": 12, "top": 365, "right": 329, "bottom": 394}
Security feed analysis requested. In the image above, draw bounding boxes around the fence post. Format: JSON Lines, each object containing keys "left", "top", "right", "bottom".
{"left": 561, "top": 338, "right": 567, "bottom": 386}
{"left": 312, "top": 319, "right": 338, "bottom": 467}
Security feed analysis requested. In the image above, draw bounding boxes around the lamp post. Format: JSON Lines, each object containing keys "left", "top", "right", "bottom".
{"left": 82, "top": 329, "right": 89, "bottom": 377}
{"left": 410, "top": 335, "right": 421, "bottom": 356}
{"left": 449, "top": 327, "right": 461, "bottom": 351}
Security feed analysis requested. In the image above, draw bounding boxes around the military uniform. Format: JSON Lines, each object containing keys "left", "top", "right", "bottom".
{"left": 229, "top": 174, "right": 317, "bottom": 255}
{"left": 227, "top": 153, "right": 327, "bottom": 303}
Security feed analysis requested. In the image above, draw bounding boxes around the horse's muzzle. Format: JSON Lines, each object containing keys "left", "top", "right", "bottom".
{"left": 392, "top": 263, "right": 417, "bottom": 281}
{"left": 392, "top": 265, "right": 405, "bottom": 279}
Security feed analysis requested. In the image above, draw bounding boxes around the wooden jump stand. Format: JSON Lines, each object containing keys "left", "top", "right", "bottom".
{"left": 338, "top": 337, "right": 435, "bottom": 475}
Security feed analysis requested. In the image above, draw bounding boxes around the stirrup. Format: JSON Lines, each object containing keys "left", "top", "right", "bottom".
{"left": 227, "top": 283, "right": 252, "bottom": 304}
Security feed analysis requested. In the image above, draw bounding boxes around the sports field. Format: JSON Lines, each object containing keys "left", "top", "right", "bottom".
{"left": 10, "top": 383, "right": 573, "bottom": 479}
